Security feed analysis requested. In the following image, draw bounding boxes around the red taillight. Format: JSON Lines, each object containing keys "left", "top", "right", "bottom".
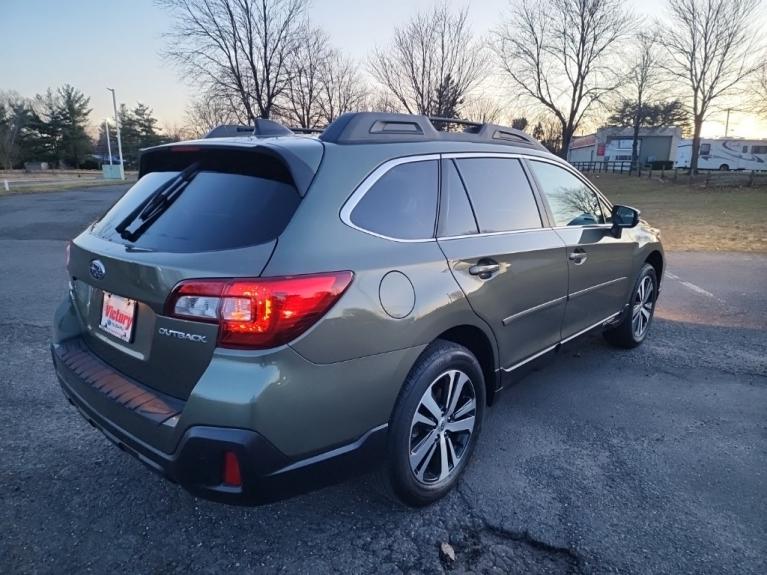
{"left": 222, "top": 451, "right": 242, "bottom": 487}
{"left": 165, "top": 271, "right": 353, "bottom": 349}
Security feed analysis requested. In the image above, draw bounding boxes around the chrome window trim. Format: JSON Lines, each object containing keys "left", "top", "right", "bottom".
{"left": 339, "top": 154, "right": 440, "bottom": 243}
{"left": 437, "top": 227, "right": 546, "bottom": 241}
{"left": 339, "top": 151, "right": 615, "bottom": 243}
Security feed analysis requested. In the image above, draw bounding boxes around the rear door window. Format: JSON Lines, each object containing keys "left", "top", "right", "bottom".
{"left": 454, "top": 158, "right": 542, "bottom": 233}
{"left": 528, "top": 161, "right": 605, "bottom": 227}
{"left": 438, "top": 160, "right": 478, "bottom": 237}
{"left": 90, "top": 148, "right": 300, "bottom": 253}
{"left": 350, "top": 160, "right": 439, "bottom": 240}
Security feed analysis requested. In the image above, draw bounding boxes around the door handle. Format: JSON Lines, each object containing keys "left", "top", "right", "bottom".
{"left": 568, "top": 249, "right": 588, "bottom": 265}
{"left": 469, "top": 261, "right": 500, "bottom": 278}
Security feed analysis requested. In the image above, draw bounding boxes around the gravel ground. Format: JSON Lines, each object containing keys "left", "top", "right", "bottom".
{"left": 1, "top": 186, "right": 765, "bottom": 574}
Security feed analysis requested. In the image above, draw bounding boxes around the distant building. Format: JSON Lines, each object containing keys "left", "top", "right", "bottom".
{"left": 568, "top": 126, "right": 683, "bottom": 166}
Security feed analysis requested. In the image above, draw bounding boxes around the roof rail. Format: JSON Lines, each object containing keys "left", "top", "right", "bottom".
{"left": 319, "top": 112, "right": 545, "bottom": 150}
{"left": 290, "top": 126, "right": 325, "bottom": 135}
{"left": 204, "top": 119, "right": 293, "bottom": 139}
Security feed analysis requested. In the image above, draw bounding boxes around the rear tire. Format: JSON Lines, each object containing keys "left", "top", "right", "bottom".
{"left": 604, "top": 263, "right": 658, "bottom": 349}
{"left": 380, "top": 340, "right": 485, "bottom": 507}
{"left": 719, "top": 164, "right": 730, "bottom": 171}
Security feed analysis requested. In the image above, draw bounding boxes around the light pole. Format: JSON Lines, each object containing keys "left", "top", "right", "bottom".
{"left": 104, "top": 118, "right": 113, "bottom": 165}
{"left": 725, "top": 108, "right": 732, "bottom": 138}
{"left": 107, "top": 87, "right": 125, "bottom": 179}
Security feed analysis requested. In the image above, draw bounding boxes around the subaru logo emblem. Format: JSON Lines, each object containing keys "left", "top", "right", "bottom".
{"left": 89, "top": 259, "right": 106, "bottom": 280}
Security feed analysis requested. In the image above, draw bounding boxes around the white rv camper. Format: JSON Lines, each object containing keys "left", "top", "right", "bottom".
{"left": 675, "top": 139, "right": 767, "bottom": 171}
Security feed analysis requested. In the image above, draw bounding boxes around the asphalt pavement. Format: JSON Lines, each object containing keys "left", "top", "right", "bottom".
{"left": 1, "top": 186, "right": 765, "bottom": 574}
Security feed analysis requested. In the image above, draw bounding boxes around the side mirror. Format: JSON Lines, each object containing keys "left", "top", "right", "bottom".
{"left": 610, "top": 205, "right": 640, "bottom": 238}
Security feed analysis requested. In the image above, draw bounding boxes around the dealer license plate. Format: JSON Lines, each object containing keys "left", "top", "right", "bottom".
{"left": 99, "top": 292, "right": 137, "bottom": 343}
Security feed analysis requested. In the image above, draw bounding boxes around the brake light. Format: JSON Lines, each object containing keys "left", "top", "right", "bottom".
{"left": 165, "top": 272, "right": 353, "bottom": 349}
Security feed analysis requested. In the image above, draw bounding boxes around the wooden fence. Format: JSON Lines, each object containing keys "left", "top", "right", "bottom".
{"left": 570, "top": 161, "right": 767, "bottom": 187}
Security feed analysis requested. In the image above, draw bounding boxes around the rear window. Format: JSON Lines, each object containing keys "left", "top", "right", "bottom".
{"left": 350, "top": 160, "right": 438, "bottom": 240}
{"left": 91, "top": 148, "right": 300, "bottom": 252}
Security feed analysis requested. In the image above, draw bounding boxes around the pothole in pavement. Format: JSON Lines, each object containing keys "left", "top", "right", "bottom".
{"left": 439, "top": 526, "right": 581, "bottom": 574}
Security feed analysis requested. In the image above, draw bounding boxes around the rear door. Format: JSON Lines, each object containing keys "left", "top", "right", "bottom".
{"left": 67, "top": 146, "right": 304, "bottom": 400}
{"left": 526, "top": 159, "right": 634, "bottom": 340}
{"left": 437, "top": 156, "right": 568, "bottom": 370}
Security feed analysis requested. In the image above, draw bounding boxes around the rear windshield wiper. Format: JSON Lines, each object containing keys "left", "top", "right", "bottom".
{"left": 115, "top": 162, "right": 200, "bottom": 242}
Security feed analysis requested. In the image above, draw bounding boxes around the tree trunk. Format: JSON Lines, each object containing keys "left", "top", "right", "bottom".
{"left": 690, "top": 117, "right": 703, "bottom": 174}
{"left": 631, "top": 109, "right": 641, "bottom": 169}
{"left": 560, "top": 124, "right": 573, "bottom": 160}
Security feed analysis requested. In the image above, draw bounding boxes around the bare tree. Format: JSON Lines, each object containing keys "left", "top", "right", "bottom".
{"left": 494, "top": 0, "right": 632, "bottom": 158}
{"left": 759, "top": 64, "right": 767, "bottom": 118}
{"left": 363, "top": 90, "right": 403, "bottom": 115}
{"left": 0, "top": 92, "right": 32, "bottom": 170}
{"left": 461, "top": 97, "right": 505, "bottom": 124}
{"left": 532, "top": 115, "right": 565, "bottom": 155}
{"left": 158, "top": 0, "right": 307, "bottom": 121}
{"left": 657, "top": 0, "right": 763, "bottom": 172}
{"left": 319, "top": 53, "right": 368, "bottom": 124}
{"left": 622, "top": 32, "right": 662, "bottom": 167}
{"left": 184, "top": 90, "right": 240, "bottom": 137}
{"left": 282, "top": 27, "right": 331, "bottom": 128}
{"left": 370, "top": 2, "right": 485, "bottom": 116}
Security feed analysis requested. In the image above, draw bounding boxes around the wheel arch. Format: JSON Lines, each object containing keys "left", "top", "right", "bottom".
{"left": 645, "top": 250, "right": 664, "bottom": 286}
{"left": 433, "top": 324, "right": 500, "bottom": 406}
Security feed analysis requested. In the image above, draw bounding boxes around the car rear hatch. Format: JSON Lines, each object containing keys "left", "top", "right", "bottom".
{"left": 66, "top": 140, "right": 323, "bottom": 400}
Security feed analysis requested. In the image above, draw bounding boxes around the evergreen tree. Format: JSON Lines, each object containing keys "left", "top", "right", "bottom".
{"left": 511, "top": 117, "right": 528, "bottom": 131}
{"left": 118, "top": 103, "right": 171, "bottom": 168}
{"left": 58, "top": 85, "right": 92, "bottom": 168}
{"left": 28, "top": 85, "right": 92, "bottom": 168}
{"left": 431, "top": 74, "right": 463, "bottom": 130}
{"left": 608, "top": 99, "right": 691, "bottom": 136}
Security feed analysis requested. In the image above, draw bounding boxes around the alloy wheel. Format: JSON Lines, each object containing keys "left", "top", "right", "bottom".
{"left": 408, "top": 369, "right": 476, "bottom": 485}
{"left": 632, "top": 275, "right": 655, "bottom": 339}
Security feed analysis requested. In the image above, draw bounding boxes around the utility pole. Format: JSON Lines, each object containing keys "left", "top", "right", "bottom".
{"left": 724, "top": 108, "right": 731, "bottom": 138}
{"left": 104, "top": 119, "right": 113, "bottom": 165}
{"left": 107, "top": 88, "right": 125, "bottom": 180}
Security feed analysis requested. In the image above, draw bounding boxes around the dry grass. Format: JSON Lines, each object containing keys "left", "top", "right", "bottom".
{"left": 2, "top": 179, "right": 137, "bottom": 194}
{"left": 0, "top": 170, "right": 138, "bottom": 194}
{"left": 587, "top": 174, "right": 767, "bottom": 252}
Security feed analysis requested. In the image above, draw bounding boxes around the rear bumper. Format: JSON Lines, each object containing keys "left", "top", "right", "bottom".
{"left": 52, "top": 340, "right": 387, "bottom": 505}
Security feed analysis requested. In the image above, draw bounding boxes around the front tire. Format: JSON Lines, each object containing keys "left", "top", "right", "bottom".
{"left": 382, "top": 340, "right": 485, "bottom": 507}
{"left": 604, "top": 263, "right": 658, "bottom": 349}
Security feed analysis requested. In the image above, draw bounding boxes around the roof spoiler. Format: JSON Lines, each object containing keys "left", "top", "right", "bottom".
{"left": 204, "top": 120, "right": 293, "bottom": 138}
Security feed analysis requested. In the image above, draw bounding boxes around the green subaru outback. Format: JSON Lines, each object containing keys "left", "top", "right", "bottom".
{"left": 52, "top": 113, "right": 663, "bottom": 506}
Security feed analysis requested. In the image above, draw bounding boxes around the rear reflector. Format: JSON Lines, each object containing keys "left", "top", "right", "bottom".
{"left": 165, "top": 271, "right": 353, "bottom": 349}
{"left": 222, "top": 451, "right": 242, "bottom": 487}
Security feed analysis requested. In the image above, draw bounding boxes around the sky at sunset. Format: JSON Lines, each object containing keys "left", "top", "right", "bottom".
{"left": 2, "top": 0, "right": 765, "bottom": 138}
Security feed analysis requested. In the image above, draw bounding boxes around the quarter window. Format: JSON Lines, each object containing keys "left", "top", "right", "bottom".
{"left": 454, "top": 158, "right": 542, "bottom": 233}
{"left": 529, "top": 161, "right": 605, "bottom": 227}
{"left": 350, "top": 160, "right": 439, "bottom": 240}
